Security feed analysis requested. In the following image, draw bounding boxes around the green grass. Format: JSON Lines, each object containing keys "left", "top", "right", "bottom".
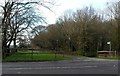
{"left": 3, "top": 53, "right": 71, "bottom": 62}
{"left": 17, "top": 50, "right": 32, "bottom": 53}
{"left": 105, "top": 57, "right": 120, "bottom": 60}
{"left": 110, "top": 58, "right": 120, "bottom": 60}
{"left": 97, "top": 56, "right": 120, "bottom": 60}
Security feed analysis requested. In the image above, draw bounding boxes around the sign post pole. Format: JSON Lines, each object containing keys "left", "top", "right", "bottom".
{"left": 107, "top": 42, "right": 111, "bottom": 57}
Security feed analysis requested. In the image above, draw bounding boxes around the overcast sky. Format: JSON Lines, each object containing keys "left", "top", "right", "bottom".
{"left": 0, "top": 0, "right": 118, "bottom": 25}
{"left": 42, "top": 0, "right": 117, "bottom": 25}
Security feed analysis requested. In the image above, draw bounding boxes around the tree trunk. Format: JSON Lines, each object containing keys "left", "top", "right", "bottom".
{"left": 2, "top": 27, "right": 8, "bottom": 58}
{"left": 14, "top": 34, "right": 17, "bottom": 53}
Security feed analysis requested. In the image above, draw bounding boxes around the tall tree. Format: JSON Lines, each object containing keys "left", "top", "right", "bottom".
{"left": 107, "top": 1, "right": 120, "bottom": 54}
{"left": 0, "top": 0, "right": 54, "bottom": 57}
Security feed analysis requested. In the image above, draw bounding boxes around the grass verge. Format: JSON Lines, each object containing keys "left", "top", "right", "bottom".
{"left": 97, "top": 56, "right": 120, "bottom": 60}
{"left": 3, "top": 53, "right": 71, "bottom": 62}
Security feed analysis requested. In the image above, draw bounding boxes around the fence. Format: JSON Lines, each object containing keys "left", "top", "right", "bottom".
{"left": 97, "top": 51, "right": 117, "bottom": 58}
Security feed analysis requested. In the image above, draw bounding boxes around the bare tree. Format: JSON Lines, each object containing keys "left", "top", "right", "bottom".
{"left": 0, "top": 0, "right": 55, "bottom": 57}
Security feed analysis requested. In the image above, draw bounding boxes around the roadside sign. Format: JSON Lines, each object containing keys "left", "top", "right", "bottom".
{"left": 107, "top": 42, "right": 110, "bottom": 44}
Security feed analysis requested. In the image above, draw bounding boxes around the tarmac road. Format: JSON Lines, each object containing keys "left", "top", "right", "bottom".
{"left": 2, "top": 57, "right": 119, "bottom": 74}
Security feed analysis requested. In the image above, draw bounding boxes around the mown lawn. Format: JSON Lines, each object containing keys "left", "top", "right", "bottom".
{"left": 3, "top": 53, "right": 71, "bottom": 62}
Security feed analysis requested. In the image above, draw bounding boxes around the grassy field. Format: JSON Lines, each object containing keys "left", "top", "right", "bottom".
{"left": 3, "top": 52, "right": 71, "bottom": 62}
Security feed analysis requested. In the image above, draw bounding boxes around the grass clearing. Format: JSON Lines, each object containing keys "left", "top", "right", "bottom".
{"left": 3, "top": 53, "right": 71, "bottom": 62}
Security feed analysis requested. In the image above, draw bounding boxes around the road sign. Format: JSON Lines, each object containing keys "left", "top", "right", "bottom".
{"left": 107, "top": 42, "right": 111, "bottom": 51}
{"left": 107, "top": 42, "right": 110, "bottom": 44}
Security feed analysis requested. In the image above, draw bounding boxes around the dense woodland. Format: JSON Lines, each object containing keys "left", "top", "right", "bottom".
{"left": 0, "top": 0, "right": 120, "bottom": 57}
{"left": 32, "top": 3, "right": 119, "bottom": 57}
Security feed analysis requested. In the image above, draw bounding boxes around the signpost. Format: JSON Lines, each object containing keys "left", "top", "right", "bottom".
{"left": 107, "top": 42, "right": 111, "bottom": 51}
{"left": 107, "top": 41, "right": 111, "bottom": 57}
